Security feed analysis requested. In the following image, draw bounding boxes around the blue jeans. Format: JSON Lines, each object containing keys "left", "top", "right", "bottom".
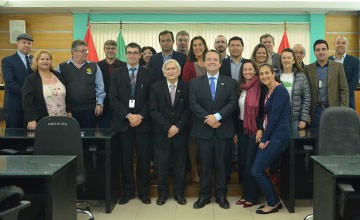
{"left": 312, "top": 106, "right": 324, "bottom": 128}
{"left": 237, "top": 120, "right": 259, "bottom": 203}
{"left": 251, "top": 139, "right": 289, "bottom": 206}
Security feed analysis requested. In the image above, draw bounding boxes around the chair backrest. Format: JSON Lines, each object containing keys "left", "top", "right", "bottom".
{"left": 317, "top": 107, "right": 360, "bottom": 156}
{"left": 33, "top": 116, "right": 86, "bottom": 184}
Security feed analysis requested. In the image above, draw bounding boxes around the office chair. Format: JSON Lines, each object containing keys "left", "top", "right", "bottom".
{"left": 33, "top": 116, "right": 95, "bottom": 220}
{"left": 305, "top": 107, "right": 360, "bottom": 220}
{"left": 0, "top": 201, "right": 31, "bottom": 220}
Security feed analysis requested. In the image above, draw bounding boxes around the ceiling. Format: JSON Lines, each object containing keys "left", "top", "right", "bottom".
{"left": 1, "top": 0, "right": 360, "bottom": 14}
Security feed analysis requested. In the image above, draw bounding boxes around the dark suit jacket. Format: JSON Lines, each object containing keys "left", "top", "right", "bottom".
{"left": 1, "top": 52, "right": 31, "bottom": 114}
{"left": 109, "top": 65, "right": 154, "bottom": 132}
{"left": 22, "top": 70, "right": 68, "bottom": 123}
{"left": 272, "top": 52, "right": 281, "bottom": 74}
{"left": 148, "top": 51, "right": 187, "bottom": 82}
{"left": 149, "top": 80, "right": 191, "bottom": 150}
{"left": 189, "top": 74, "right": 237, "bottom": 139}
{"left": 329, "top": 54, "right": 359, "bottom": 94}
{"left": 219, "top": 57, "right": 250, "bottom": 79}
{"left": 305, "top": 60, "right": 349, "bottom": 119}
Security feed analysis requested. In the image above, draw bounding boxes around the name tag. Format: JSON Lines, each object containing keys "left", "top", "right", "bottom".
{"left": 129, "top": 99, "right": 135, "bottom": 108}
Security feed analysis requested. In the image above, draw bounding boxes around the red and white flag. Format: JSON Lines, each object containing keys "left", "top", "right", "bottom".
{"left": 84, "top": 24, "right": 99, "bottom": 62}
{"left": 277, "top": 29, "right": 290, "bottom": 54}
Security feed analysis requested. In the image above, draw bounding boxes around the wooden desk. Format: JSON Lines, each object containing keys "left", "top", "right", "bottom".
{"left": 280, "top": 128, "right": 317, "bottom": 213}
{"left": 0, "top": 155, "right": 76, "bottom": 220}
{"left": 312, "top": 155, "right": 360, "bottom": 220}
{"left": 0, "top": 128, "right": 120, "bottom": 213}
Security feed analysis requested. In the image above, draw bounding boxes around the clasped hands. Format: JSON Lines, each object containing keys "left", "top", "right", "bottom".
{"left": 204, "top": 114, "right": 221, "bottom": 128}
{"left": 128, "top": 114, "right": 143, "bottom": 127}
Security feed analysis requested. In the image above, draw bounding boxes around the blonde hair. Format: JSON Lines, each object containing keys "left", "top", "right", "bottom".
{"left": 31, "top": 49, "right": 54, "bottom": 71}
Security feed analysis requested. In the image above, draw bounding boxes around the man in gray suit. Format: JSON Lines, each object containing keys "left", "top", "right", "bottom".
{"left": 189, "top": 50, "right": 237, "bottom": 209}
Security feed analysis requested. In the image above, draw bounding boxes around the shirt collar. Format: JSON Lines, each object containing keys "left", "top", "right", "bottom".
{"left": 207, "top": 72, "right": 219, "bottom": 79}
{"left": 127, "top": 64, "right": 139, "bottom": 70}
{"left": 67, "top": 58, "right": 90, "bottom": 65}
{"left": 167, "top": 80, "right": 178, "bottom": 88}
{"left": 316, "top": 60, "right": 329, "bottom": 67}
{"left": 333, "top": 53, "right": 346, "bottom": 60}
{"left": 17, "top": 50, "right": 28, "bottom": 59}
{"left": 230, "top": 57, "right": 243, "bottom": 64}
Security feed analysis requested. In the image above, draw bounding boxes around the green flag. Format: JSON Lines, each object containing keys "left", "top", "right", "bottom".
{"left": 116, "top": 30, "right": 127, "bottom": 62}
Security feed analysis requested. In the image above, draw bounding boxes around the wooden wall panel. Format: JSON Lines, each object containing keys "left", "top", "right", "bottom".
{"left": 325, "top": 14, "right": 359, "bottom": 32}
{"left": 325, "top": 33, "right": 359, "bottom": 50}
{"left": 0, "top": 13, "right": 73, "bottom": 85}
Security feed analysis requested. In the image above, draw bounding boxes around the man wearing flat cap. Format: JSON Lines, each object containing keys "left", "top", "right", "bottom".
{"left": 1, "top": 33, "right": 34, "bottom": 128}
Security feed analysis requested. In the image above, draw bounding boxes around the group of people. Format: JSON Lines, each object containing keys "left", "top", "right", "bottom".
{"left": 1, "top": 29, "right": 358, "bottom": 214}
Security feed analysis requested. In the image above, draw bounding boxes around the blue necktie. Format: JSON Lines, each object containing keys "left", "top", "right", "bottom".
{"left": 209, "top": 77, "right": 216, "bottom": 101}
{"left": 130, "top": 68, "right": 137, "bottom": 97}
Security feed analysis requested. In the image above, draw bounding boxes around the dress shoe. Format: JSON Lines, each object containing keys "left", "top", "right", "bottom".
{"left": 156, "top": 196, "right": 167, "bottom": 206}
{"left": 256, "top": 205, "right": 279, "bottom": 214}
{"left": 257, "top": 203, "right": 282, "bottom": 210}
{"left": 174, "top": 195, "right": 187, "bottom": 205}
{"left": 139, "top": 196, "right": 151, "bottom": 204}
{"left": 235, "top": 198, "right": 246, "bottom": 205}
{"left": 243, "top": 202, "right": 254, "bottom": 208}
{"left": 216, "top": 197, "right": 230, "bottom": 209}
{"left": 118, "top": 195, "right": 134, "bottom": 205}
{"left": 193, "top": 198, "right": 211, "bottom": 209}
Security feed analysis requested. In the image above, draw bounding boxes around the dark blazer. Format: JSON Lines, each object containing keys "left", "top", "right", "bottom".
{"left": 150, "top": 80, "right": 191, "bottom": 150}
{"left": 272, "top": 52, "right": 281, "bottom": 74}
{"left": 148, "top": 51, "right": 187, "bottom": 82}
{"left": 219, "top": 57, "right": 250, "bottom": 79}
{"left": 109, "top": 65, "right": 154, "bottom": 132}
{"left": 329, "top": 54, "right": 359, "bottom": 96}
{"left": 189, "top": 74, "right": 237, "bottom": 139}
{"left": 22, "top": 70, "right": 68, "bottom": 123}
{"left": 1, "top": 52, "right": 31, "bottom": 114}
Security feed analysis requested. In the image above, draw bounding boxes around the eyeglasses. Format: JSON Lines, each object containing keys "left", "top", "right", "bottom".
{"left": 75, "top": 49, "right": 89, "bottom": 53}
{"left": 294, "top": 52, "right": 305, "bottom": 55}
{"left": 126, "top": 51, "right": 140, "bottom": 55}
{"left": 105, "top": 47, "right": 117, "bottom": 50}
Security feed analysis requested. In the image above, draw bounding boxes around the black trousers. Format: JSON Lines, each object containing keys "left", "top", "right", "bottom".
{"left": 155, "top": 139, "right": 186, "bottom": 197}
{"left": 196, "top": 136, "right": 231, "bottom": 200}
{"left": 118, "top": 129, "right": 151, "bottom": 198}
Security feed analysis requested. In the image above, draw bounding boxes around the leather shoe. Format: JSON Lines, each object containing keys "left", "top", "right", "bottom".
{"left": 118, "top": 195, "right": 134, "bottom": 205}
{"left": 235, "top": 198, "right": 246, "bottom": 205}
{"left": 216, "top": 197, "right": 230, "bottom": 209}
{"left": 174, "top": 195, "right": 186, "bottom": 205}
{"left": 256, "top": 206, "right": 279, "bottom": 214}
{"left": 193, "top": 198, "right": 211, "bottom": 209}
{"left": 156, "top": 196, "right": 167, "bottom": 206}
{"left": 243, "top": 202, "right": 254, "bottom": 208}
{"left": 257, "top": 203, "right": 282, "bottom": 210}
{"left": 139, "top": 196, "right": 151, "bottom": 204}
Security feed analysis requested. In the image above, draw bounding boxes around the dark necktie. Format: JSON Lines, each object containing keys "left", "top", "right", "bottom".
{"left": 130, "top": 68, "right": 137, "bottom": 97}
{"left": 25, "top": 55, "right": 32, "bottom": 74}
{"left": 209, "top": 77, "right": 216, "bottom": 101}
{"left": 170, "top": 84, "right": 176, "bottom": 106}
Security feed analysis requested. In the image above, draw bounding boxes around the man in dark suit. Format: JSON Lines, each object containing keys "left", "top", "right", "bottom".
{"left": 220, "top": 36, "right": 247, "bottom": 80}
{"left": 150, "top": 59, "right": 191, "bottom": 206}
{"left": 1, "top": 33, "right": 33, "bottom": 128}
{"left": 328, "top": 36, "right": 359, "bottom": 110}
{"left": 189, "top": 50, "right": 237, "bottom": 209}
{"left": 109, "top": 42, "right": 154, "bottom": 205}
{"left": 260, "top": 33, "right": 281, "bottom": 74}
{"left": 97, "top": 40, "right": 126, "bottom": 128}
{"left": 148, "top": 30, "right": 187, "bottom": 82}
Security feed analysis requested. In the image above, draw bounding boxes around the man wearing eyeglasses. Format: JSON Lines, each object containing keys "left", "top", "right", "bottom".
{"left": 57, "top": 39, "right": 106, "bottom": 128}
{"left": 148, "top": 30, "right": 187, "bottom": 82}
{"left": 97, "top": 40, "right": 126, "bottom": 128}
{"left": 293, "top": 44, "right": 307, "bottom": 70}
{"left": 109, "top": 42, "right": 155, "bottom": 205}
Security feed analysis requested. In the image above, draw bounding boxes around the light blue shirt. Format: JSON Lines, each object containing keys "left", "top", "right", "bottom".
{"left": 127, "top": 64, "right": 140, "bottom": 79}
{"left": 56, "top": 59, "right": 106, "bottom": 106}
{"left": 17, "top": 50, "right": 29, "bottom": 69}
{"left": 230, "top": 57, "right": 243, "bottom": 81}
{"left": 207, "top": 72, "right": 222, "bottom": 121}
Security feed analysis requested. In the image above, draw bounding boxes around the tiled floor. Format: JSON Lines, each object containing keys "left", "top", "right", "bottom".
{"left": 78, "top": 198, "right": 313, "bottom": 220}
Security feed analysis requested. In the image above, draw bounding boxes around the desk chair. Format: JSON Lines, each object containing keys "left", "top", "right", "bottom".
{"left": 0, "top": 201, "right": 30, "bottom": 220}
{"left": 305, "top": 107, "right": 360, "bottom": 220}
{"left": 33, "top": 116, "right": 95, "bottom": 220}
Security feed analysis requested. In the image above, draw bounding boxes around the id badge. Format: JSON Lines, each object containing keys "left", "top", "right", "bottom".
{"left": 129, "top": 99, "right": 135, "bottom": 108}
{"left": 318, "top": 80, "right": 322, "bottom": 89}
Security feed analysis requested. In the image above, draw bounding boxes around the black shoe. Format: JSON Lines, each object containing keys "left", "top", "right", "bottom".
{"left": 193, "top": 198, "right": 211, "bottom": 209}
{"left": 140, "top": 196, "right": 151, "bottom": 204}
{"left": 174, "top": 195, "right": 187, "bottom": 205}
{"left": 257, "top": 203, "right": 282, "bottom": 210}
{"left": 156, "top": 196, "right": 167, "bottom": 206}
{"left": 118, "top": 195, "right": 134, "bottom": 205}
{"left": 256, "top": 206, "right": 279, "bottom": 214}
{"left": 216, "top": 197, "right": 230, "bottom": 209}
